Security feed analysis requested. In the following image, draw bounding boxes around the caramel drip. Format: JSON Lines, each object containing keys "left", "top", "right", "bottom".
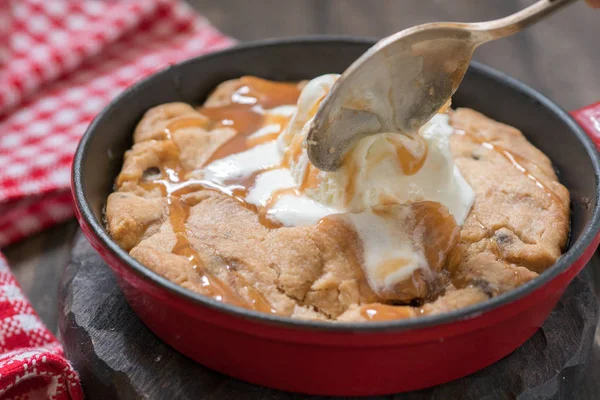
{"left": 167, "top": 116, "right": 211, "bottom": 132}
{"left": 163, "top": 117, "right": 211, "bottom": 140}
{"left": 131, "top": 107, "right": 279, "bottom": 312}
{"left": 278, "top": 92, "right": 326, "bottom": 170}
{"left": 245, "top": 114, "right": 291, "bottom": 148}
{"left": 264, "top": 187, "right": 299, "bottom": 211}
{"left": 227, "top": 170, "right": 264, "bottom": 199}
{"left": 299, "top": 164, "right": 321, "bottom": 192}
{"left": 359, "top": 303, "right": 419, "bottom": 321}
{"left": 339, "top": 132, "right": 429, "bottom": 208}
{"left": 139, "top": 175, "right": 256, "bottom": 308}
{"left": 187, "top": 77, "right": 303, "bottom": 231}
{"left": 409, "top": 201, "right": 461, "bottom": 271}
{"left": 258, "top": 212, "right": 284, "bottom": 229}
{"left": 245, "top": 187, "right": 295, "bottom": 229}
{"left": 168, "top": 195, "right": 247, "bottom": 307}
{"left": 308, "top": 93, "right": 327, "bottom": 119}
{"left": 281, "top": 132, "right": 305, "bottom": 169}
{"left": 200, "top": 104, "right": 264, "bottom": 140}
{"left": 362, "top": 134, "right": 428, "bottom": 176}
{"left": 233, "top": 271, "right": 276, "bottom": 312}
{"left": 246, "top": 131, "right": 281, "bottom": 147}
{"left": 223, "top": 167, "right": 285, "bottom": 230}
{"left": 370, "top": 200, "right": 460, "bottom": 284}
{"left": 200, "top": 77, "right": 300, "bottom": 165}
{"left": 458, "top": 131, "right": 562, "bottom": 205}
{"left": 343, "top": 153, "right": 359, "bottom": 207}
{"left": 439, "top": 99, "right": 452, "bottom": 114}
{"left": 376, "top": 258, "right": 410, "bottom": 281}
{"left": 232, "top": 76, "right": 302, "bottom": 109}
{"left": 392, "top": 135, "right": 428, "bottom": 176}
{"left": 139, "top": 173, "right": 276, "bottom": 312}
{"left": 199, "top": 103, "right": 264, "bottom": 165}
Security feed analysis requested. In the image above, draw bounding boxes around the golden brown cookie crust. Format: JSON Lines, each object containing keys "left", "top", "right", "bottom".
{"left": 105, "top": 80, "right": 570, "bottom": 322}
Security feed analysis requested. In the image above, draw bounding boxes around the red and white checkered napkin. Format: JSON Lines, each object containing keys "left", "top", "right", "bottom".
{"left": 0, "top": 0, "right": 233, "bottom": 398}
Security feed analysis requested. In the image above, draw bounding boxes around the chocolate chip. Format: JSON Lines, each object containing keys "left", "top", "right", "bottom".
{"left": 471, "top": 152, "right": 480, "bottom": 160}
{"left": 142, "top": 167, "right": 161, "bottom": 180}
{"left": 409, "top": 298, "right": 424, "bottom": 307}
{"left": 494, "top": 231, "right": 513, "bottom": 245}
{"left": 470, "top": 279, "right": 494, "bottom": 298}
{"left": 388, "top": 298, "right": 424, "bottom": 307}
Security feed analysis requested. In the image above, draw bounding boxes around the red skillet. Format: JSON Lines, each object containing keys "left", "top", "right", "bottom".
{"left": 72, "top": 38, "right": 600, "bottom": 396}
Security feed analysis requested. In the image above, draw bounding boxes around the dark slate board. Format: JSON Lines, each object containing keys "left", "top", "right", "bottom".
{"left": 59, "top": 232, "right": 599, "bottom": 400}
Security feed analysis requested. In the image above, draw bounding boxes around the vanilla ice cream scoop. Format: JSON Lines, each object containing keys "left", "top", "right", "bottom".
{"left": 274, "top": 74, "right": 475, "bottom": 226}
{"left": 202, "top": 74, "right": 475, "bottom": 300}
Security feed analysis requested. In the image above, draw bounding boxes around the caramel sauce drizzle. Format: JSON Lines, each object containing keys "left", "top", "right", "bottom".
{"left": 360, "top": 201, "right": 460, "bottom": 317}
{"left": 135, "top": 77, "right": 459, "bottom": 317}
{"left": 375, "top": 258, "right": 411, "bottom": 281}
{"left": 392, "top": 134, "right": 428, "bottom": 175}
{"left": 131, "top": 77, "right": 305, "bottom": 313}
{"left": 168, "top": 194, "right": 246, "bottom": 305}
{"left": 200, "top": 77, "right": 301, "bottom": 165}
{"left": 342, "top": 133, "right": 429, "bottom": 208}
{"left": 299, "top": 165, "right": 321, "bottom": 192}
{"left": 264, "top": 187, "right": 300, "bottom": 211}
{"left": 138, "top": 174, "right": 251, "bottom": 310}
{"left": 198, "top": 77, "right": 302, "bottom": 228}
{"left": 167, "top": 116, "right": 210, "bottom": 133}
{"left": 359, "top": 303, "right": 422, "bottom": 321}
{"left": 200, "top": 77, "right": 432, "bottom": 217}
{"left": 138, "top": 170, "right": 274, "bottom": 312}
{"left": 343, "top": 154, "right": 359, "bottom": 207}
{"left": 280, "top": 131, "right": 305, "bottom": 168}
{"left": 245, "top": 114, "right": 290, "bottom": 148}
{"left": 456, "top": 130, "right": 562, "bottom": 205}
{"left": 371, "top": 200, "right": 460, "bottom": 275}
{"left": 226, "top": 167, "right": 290, "bottom": 229}
{"left": 196, "top": 77, "right": 334, "bottom": 230}
{"left": 411, "top": 201, "right": 461, "bottom": 271}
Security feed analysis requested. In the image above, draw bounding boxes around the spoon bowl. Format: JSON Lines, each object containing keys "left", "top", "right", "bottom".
{"left": 307, "top": 0, "right": 580, "bottom": 171}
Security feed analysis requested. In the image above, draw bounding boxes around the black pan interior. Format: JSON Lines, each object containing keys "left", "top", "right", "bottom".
{"left": 74, "top": 37, "right": 600, "bottom": 330}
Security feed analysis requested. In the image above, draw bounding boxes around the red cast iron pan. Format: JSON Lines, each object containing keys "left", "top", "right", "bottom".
{"left": 71, "top": 37, "right": 600, "bottom": 396}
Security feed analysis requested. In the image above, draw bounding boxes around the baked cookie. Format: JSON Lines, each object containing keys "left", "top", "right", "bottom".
{"left": 106, "top": 77, "right": 569, "bottom": 322}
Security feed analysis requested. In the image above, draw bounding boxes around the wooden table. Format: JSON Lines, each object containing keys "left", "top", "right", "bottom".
{"left": 3, "top": 0, "right": 600, "bottom": 397}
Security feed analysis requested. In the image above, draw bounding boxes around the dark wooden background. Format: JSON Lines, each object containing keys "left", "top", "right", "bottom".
{"left": 3, "top": 0, "right": 600, "bottom": 397}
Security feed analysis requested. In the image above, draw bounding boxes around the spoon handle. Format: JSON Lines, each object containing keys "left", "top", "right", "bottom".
{"left": 473, "top": 0, "right": 581, "bottom": 42}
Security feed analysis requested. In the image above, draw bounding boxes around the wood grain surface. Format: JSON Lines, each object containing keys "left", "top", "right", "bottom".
{"left": 3, "top": 0, "right": 600, "bottom": 398}
{"left": 190, "top": 0, "right": 600, "bottom": 110}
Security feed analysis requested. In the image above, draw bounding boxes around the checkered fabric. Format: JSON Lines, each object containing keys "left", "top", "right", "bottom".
{"left": 0, "top": 254, "right": 81, "bottom": 399}
{"left": 0, "top": 0, "right": 234, "bottom": 248}
{"left": 0, "top": 0, "right": 233, "bottom": 398}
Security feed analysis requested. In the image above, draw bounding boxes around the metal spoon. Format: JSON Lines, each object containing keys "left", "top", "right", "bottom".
{"left": 307, "top": 0, "right": 580, "bottom": 171}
